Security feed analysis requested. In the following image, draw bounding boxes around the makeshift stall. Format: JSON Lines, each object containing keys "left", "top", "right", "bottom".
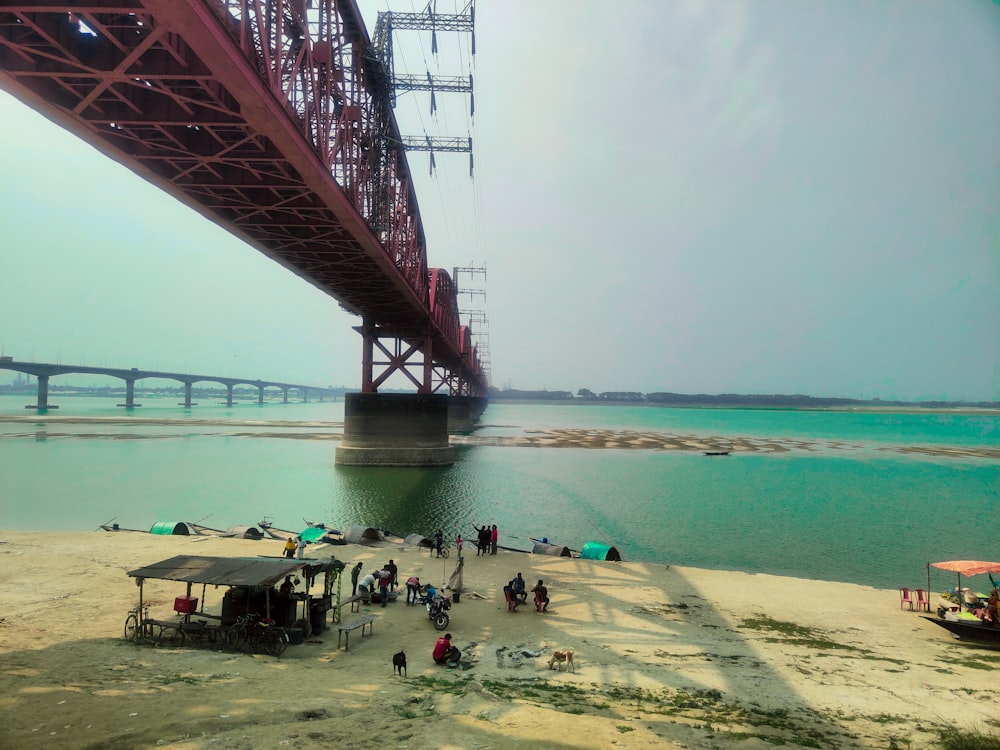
{"left": 124, "top": 554, "right": 345, "bottom": 653}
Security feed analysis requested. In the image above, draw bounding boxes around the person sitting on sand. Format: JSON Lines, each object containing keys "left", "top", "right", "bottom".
{"left": 432, "top": 633, "right": 461, "bottom": 665}
{"left": 511, "top": 572, "right": 527, "bottom": 603}
{"left": 531, "top": 579, "right": 550, "bottom": 612}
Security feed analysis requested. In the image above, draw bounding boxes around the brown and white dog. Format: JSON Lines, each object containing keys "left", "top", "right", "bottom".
{"left": 548, "top": 648, "right": 575, "bottom": 672}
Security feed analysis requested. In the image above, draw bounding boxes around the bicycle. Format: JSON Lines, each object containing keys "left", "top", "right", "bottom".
{"left": 224, "top": 614, "right": 287, "bottom": 657}
{"left": 123, "top": 605, "right": 150, "bottom": 642}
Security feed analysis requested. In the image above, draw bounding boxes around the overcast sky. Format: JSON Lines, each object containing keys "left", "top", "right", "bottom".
{"left": 1, "top": 0, "right": 998, "bottom": 401}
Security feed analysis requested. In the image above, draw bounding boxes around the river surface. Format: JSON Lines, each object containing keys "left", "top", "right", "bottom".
{"left": 1, "top": 394, "right": 997, "bottom": 590}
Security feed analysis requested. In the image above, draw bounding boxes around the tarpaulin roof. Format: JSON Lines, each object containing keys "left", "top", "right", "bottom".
{"left": 930, "top": 561, "right": 1000, "bottom": 576}
{"left": 127, "top": 555, "right": 314, "bottom": 588}
{"left": 299, "top": 527, "right": 329, "bottom": 543}
{"left": 580, "top": 542, "right": 622, "bottom": 562}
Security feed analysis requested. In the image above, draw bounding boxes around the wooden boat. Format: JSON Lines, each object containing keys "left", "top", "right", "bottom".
{"left": 922, "top": 616, "right": 1000, "bottom": 644}
{"left": 704, "top": 451, "right": 731, "bottom": 456}
{"left": 258, "top": 519, "right": 299, "bottom": 541}
{"left": 98, "top": 522, "right": 148, "bottom": 534}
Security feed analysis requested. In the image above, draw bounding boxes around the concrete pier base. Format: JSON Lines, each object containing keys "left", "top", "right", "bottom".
{"left": 335, "top": 393, "right": 455, "bottom": 467}
{"left": 27, "top": 375, "right": 57, "bottom": 409}
{"left": 447, "top": 396, "right": 489, "bottom": 433}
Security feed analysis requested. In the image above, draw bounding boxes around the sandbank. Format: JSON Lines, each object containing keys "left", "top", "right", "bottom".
{"left": 1, "top": 531, "right": 997, "bottom": 749}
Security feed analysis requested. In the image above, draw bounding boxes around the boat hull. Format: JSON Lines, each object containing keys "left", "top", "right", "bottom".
{"left": 922, "top": 616, "right": 1000, "bottom": 644}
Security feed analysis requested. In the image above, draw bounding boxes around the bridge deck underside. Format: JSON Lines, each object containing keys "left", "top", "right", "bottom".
{"left": 0, "top": 2, "right": 462, "bottom": 369}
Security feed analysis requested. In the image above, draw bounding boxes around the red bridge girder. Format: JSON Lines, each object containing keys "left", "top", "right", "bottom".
{"left": 0, "top": 0, "right": 487, "bottom": 396}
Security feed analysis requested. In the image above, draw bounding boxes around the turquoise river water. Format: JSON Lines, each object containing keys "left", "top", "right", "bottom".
{"left": 0, "top": 394, "right": 996, "bottom": 591}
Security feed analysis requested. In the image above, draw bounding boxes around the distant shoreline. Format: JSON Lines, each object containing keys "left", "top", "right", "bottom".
{"left": 490, "top": 398, "right": 1000, "bottom": 416}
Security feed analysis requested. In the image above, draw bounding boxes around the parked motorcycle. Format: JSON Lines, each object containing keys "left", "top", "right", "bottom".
{"left": 424, "top": 593, "right": 451, "bottom": 630}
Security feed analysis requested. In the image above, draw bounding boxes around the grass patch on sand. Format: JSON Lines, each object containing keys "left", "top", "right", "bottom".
{"left": 936, "top": 727, "right": 1000, "bottom": 750}
{"left": 739, "top": 616, "right": 863, "bottom": 651}
{"left": 403, "top": 674, "right": 995, "bottom": 749}
{"left": 945, "top": 653, "right": 1000, "bottom": 672}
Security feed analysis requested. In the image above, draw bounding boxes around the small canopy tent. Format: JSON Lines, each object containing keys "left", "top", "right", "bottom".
{"left": 532, "top": 541, "right": 572, "bottom": 557}
{"left": 149, "top": 521, "right": 196, "bottom": 536}
{"left": 404, "top": 533, "right": 435, "bottom": 549}
{"left": 579, "top": 542, "right": 622, "bottom": 562}
{"left": 226, "top": 525, "right": 264, "bottom": 540}
{"left": 345, "top": 526, "right": 383, "bottom": 545}
{"left": 927, "top": 560, "right": 1000, "bottom": 599}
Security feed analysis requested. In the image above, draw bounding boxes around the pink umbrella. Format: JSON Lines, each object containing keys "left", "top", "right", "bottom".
{"left": 927, "top": 561, "right": 1000, "bottom": 600}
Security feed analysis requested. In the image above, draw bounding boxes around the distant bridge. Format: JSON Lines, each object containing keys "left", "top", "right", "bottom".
{"left": 0, "top": 360, "right": 336, "bottom": 409}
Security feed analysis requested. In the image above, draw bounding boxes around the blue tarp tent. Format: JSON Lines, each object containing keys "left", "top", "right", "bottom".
{"left": 579, "top": 542, "right": 621, "bottom": 561}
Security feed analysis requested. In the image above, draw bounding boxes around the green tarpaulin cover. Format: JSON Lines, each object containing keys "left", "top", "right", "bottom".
{"left": 298, "top": 527, "right": 327, "bottom": 543}
{"left": 579, "top": 542, "right": 621, "bottom": 561}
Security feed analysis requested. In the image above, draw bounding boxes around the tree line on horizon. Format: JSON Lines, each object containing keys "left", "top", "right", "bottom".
{"left": 486, "top": 386, "right": 998, "bottom": 408}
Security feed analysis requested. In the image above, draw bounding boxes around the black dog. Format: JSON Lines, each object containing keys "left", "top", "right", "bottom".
{"left": 393, "top": 649, "right": 407, "bottom": 677}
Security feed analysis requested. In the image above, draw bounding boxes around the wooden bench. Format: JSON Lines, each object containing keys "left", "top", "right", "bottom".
{"left": 340, "top": 594, "right": 367, "bottom": 613}
{"left": 336, "top": 614, "right": 376, "bottom": 651}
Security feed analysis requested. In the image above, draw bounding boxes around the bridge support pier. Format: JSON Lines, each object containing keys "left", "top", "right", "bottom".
{"left": 178, "top": 382, "right": 197, "bottom": 408}
{"left": 336, "top": 393, "right": 454, "bottom": 467}
{"left": 117, "top": 379, "right": 141, "bottom": 408}
{"left": 26, "top": 374, "right": 57, "bottom": 410}
{"left": 447, "top": 396, "right": 488, "bottom": 433}
{"left": 226, "top": 384, "right": 234, "bottom": 407}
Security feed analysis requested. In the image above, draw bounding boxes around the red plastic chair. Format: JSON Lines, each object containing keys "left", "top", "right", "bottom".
{"left": 899, "top": 587, "right": 914, "bottom": 611}
{"left": 504, "top": 588, "right": 519, "bottom": 612}
{"left": 915, "top": 589, "right": 930, "bottom": 612}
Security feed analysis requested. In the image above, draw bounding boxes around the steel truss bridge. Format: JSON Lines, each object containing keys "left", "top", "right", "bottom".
{"left": 0, "top": 0, "right": 487, "bottom": 398}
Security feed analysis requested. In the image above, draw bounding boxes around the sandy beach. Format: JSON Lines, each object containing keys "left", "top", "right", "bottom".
{"left": 1, "top": 531, "right": 997, "bottom": 750}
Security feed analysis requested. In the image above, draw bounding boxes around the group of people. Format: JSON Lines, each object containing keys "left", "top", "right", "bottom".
{"left": 350, "top": 559, "right": 400, "bottom": 607}
{"left": 431, "top": 525, "right": 497, "bottom": 558}
{"left": 282, "top": 536, "right": 307, "bottom": 559}
{"left": 503, "top": 572, "right": 550, "bottom": 611}
{"left": 475, "top": 524, "right": 499, "bottom": 556}
{"left": 340, "top": 534, "right": 556, "bottom": 671}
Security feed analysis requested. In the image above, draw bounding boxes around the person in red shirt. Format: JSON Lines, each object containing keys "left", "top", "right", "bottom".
{"left": 432, "top": 633, "right": 460, "bottom": 665}
{"left": 377, "top": 568, "right": 392, "bottom": 607}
